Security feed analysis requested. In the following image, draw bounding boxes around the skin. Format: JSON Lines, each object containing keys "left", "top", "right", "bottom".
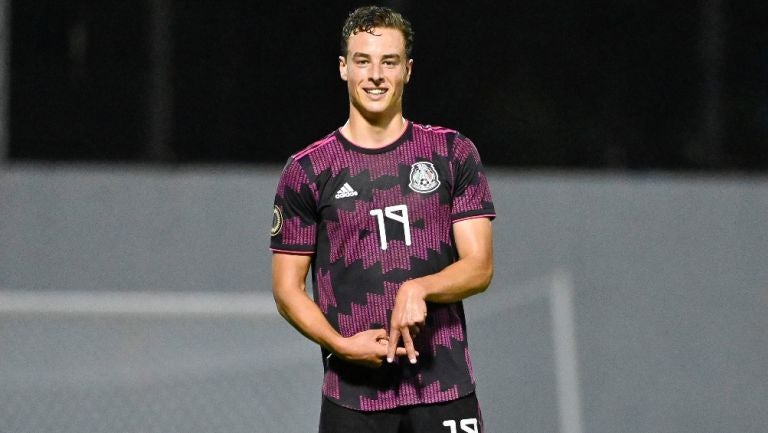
{"left": 272, "top": 253, "right": 411, "bottom": 367}
{"left": 272, "top": 26, "right": 494, "bottom": 368}
{"left": 384, "top": 217, "right": 493, "bottom": 363}
{"left": 338, "top": 27, "right": 413, "bottom": 148}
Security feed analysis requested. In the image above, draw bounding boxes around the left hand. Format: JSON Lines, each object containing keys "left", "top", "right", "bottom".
{"left": 386, "top": 279, "right": 428, "bottom": 364}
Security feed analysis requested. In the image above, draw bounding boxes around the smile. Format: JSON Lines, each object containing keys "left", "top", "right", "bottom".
{"left": 364, "top": 88, "right": 387, "bottom": 95}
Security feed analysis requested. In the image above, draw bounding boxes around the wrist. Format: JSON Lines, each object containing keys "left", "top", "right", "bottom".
{"left": 326, "top": 333, "right": 348, "bottom": 356}
{"left": 407, "top": 277, "right": 431, "bottom": 300}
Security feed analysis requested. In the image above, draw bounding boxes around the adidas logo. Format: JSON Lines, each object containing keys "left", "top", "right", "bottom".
{"left": 335, "top": 182, "right": 359, "bottom": 199}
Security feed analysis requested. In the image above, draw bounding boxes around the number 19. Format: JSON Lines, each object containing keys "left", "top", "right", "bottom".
{"left": 369, "top": 204, "right": 411, "bottom": 250}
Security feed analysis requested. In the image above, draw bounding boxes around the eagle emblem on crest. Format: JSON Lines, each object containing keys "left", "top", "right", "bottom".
{"left": 408, "top": 161, "right": 440, "bottom": 193}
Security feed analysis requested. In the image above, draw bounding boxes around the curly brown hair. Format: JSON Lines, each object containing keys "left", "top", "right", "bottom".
{"left": 340, "top": 6, "right": 414, "bottom": 58}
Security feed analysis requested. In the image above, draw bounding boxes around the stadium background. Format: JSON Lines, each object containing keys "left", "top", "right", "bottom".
{"left": 1, "top": 1, "right": 767, "bottom": 432}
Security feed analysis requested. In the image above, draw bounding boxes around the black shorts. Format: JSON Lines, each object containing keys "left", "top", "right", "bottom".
{"left": 319, "top": 392, "right": 483, "bottom": 433}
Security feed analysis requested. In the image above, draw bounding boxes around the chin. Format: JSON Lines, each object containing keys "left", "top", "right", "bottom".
{"left": 354, "top": 103, "right": 392, "bottom": 117}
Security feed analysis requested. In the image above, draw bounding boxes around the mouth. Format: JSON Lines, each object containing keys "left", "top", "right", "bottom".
{"left": 364, "top": 88, "right": 388, "bottom": 96}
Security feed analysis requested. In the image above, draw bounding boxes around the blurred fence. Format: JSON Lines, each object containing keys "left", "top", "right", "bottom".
{"left": 0, "top": 292, "right": 321, "bottom": 433}
{"left": 0, "top": 271, "right": 576, "bottom": 433}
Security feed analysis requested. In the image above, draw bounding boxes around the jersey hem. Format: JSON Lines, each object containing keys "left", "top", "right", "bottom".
{"left": 321, "top": 384, "right": 477, "bottom": 413}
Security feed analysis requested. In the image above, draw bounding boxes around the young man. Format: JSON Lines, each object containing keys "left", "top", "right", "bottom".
{"left": 271, "top": 6, "right": 495, "bottom": 433}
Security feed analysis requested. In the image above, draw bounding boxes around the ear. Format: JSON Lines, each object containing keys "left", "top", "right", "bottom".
{"left": 404, "top": 59, "right": 413, "bottom": 84}
{"left": 339, "top": 56, "right": 348, "bottom": 81}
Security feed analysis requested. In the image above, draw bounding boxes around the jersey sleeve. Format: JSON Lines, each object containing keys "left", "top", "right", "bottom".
{"left": 450, "top": 135, "right": 496, "bottom": 222}
{"left": 270, "top": 157, "right": 318, "bottom": 254}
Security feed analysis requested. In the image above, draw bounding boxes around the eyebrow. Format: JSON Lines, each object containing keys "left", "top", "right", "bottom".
{"left": 351, "top": 53, "right": 403, "bottom": 60}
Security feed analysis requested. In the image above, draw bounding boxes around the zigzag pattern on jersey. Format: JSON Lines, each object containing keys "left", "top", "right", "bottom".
{"left": 278, "top": 122, "right": 486, "bottom": 411}
{"left": 315, "top": 244, "right": 456, "bottom": 319}
{"left": 315, "top": 268, "right": 336, "bottom": 314}
{"left": 464, "top": 346, "right": 476, "bottom": 383}
{"left": 275, "top": 156, "right": 318, "bottom": 203}
{"left": 322, "top": 368, "right": 341, "bottom": 400}
{"left": 321, "top": 366, "right": 465, "bottom": 412}
{"left": 336, "top": 281, "right": 398, "bottom": 337}
{"left": 332, "top": 278, "right": 467, "bottom": 354}
{"left": 278, "top": 214, "right": 317, "bottom": 248}
{"left": 326, "top": 185, "right": 453, "bottom": 273}
{"left": 423, "top": 305, "right": 467, "bottom": 356}
{"left": 453, "top": 177, "right": 494, "bottom": 217}
{"left": 358, "top": 378, "right": 460, "bottom": 411}
{"left": 274, "top": 177, "right": 318, "bottom": 249}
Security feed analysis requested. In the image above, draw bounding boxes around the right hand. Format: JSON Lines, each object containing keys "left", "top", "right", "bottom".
{"left": 335, "top": 329, "right": 415, "bottom": 368}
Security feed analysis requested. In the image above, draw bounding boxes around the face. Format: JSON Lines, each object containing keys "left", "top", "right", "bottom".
{"left": 339, "top": 27, "right": 413, "bottom": 122}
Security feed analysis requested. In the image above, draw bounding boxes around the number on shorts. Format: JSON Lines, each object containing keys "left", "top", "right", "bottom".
{"left": 442, "top": 418, "right": 479, "bottom": 433}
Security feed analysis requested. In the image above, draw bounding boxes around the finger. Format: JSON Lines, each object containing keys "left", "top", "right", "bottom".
{"left": 394, "top": 347, "right": 418, "bottom": 358}
{"left": 416, "top": 312, "right": 425, "bottom": 327}
{"left": 374, "top": 328, "right": 388, "bottom": 342}
{"left": 409, "top": 325, "right": 420, "bottom": 337}
{"left": 386, "top": 327, "right": 401, "bottom": 363}
{"left": 401, "top": 328, "right": 417, "bottom": 364}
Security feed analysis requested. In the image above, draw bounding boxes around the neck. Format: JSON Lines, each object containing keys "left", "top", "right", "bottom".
{"left": 341, "top": 110, "right": 407, "bottom": 149}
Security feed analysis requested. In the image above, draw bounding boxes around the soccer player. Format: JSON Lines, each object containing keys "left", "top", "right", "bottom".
{"left": 270, "top": 6, "right": 495, "bottom": 433}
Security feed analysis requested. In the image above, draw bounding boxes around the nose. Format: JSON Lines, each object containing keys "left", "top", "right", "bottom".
{"left": 369, "top": 63, "right": 384, "bottom": 85}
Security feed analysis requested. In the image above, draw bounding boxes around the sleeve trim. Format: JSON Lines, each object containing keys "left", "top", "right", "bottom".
{"left": 452, "top": 212, "right": 496, "bottom": 223}
{"left": 270, "top": 248, "right": 315, "bottom": 256}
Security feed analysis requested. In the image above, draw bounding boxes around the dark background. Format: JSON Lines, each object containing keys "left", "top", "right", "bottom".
{"left": 8, "top": 0, "right": 768, "bottom": 170}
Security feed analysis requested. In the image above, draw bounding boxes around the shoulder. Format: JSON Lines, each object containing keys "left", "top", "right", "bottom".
{"left": 411, "top": 122, "right": 476, "bottom": 145}
{"left": 280, "top": 129, "right": 342, "bottom": 179}
{"left": 410, "top": 122, "right": 479, "bottom": 158}
{"left": 411, "top": 122, "right": 459, "bottom": 137}
{"left": 277, "top": 130, "right": 337, "bottom": 186}
{"left": 290, "top": 130, "right": 339, "bottom": 162}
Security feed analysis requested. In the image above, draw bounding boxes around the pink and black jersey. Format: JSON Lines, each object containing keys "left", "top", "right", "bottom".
{"left": 270, "top": 121, "right": 495, "bottom": 411}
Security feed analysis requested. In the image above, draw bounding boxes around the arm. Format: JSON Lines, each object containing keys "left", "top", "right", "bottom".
{"left": 272, "top": 252, "right": 410, "bottom": 367}
{"left": 386, "top": 217, "right": 493, "bottom": 363}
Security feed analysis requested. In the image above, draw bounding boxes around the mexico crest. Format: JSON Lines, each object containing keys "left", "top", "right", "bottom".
{"left": 408, "top": 161, "right": 440, "bottom": 193}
